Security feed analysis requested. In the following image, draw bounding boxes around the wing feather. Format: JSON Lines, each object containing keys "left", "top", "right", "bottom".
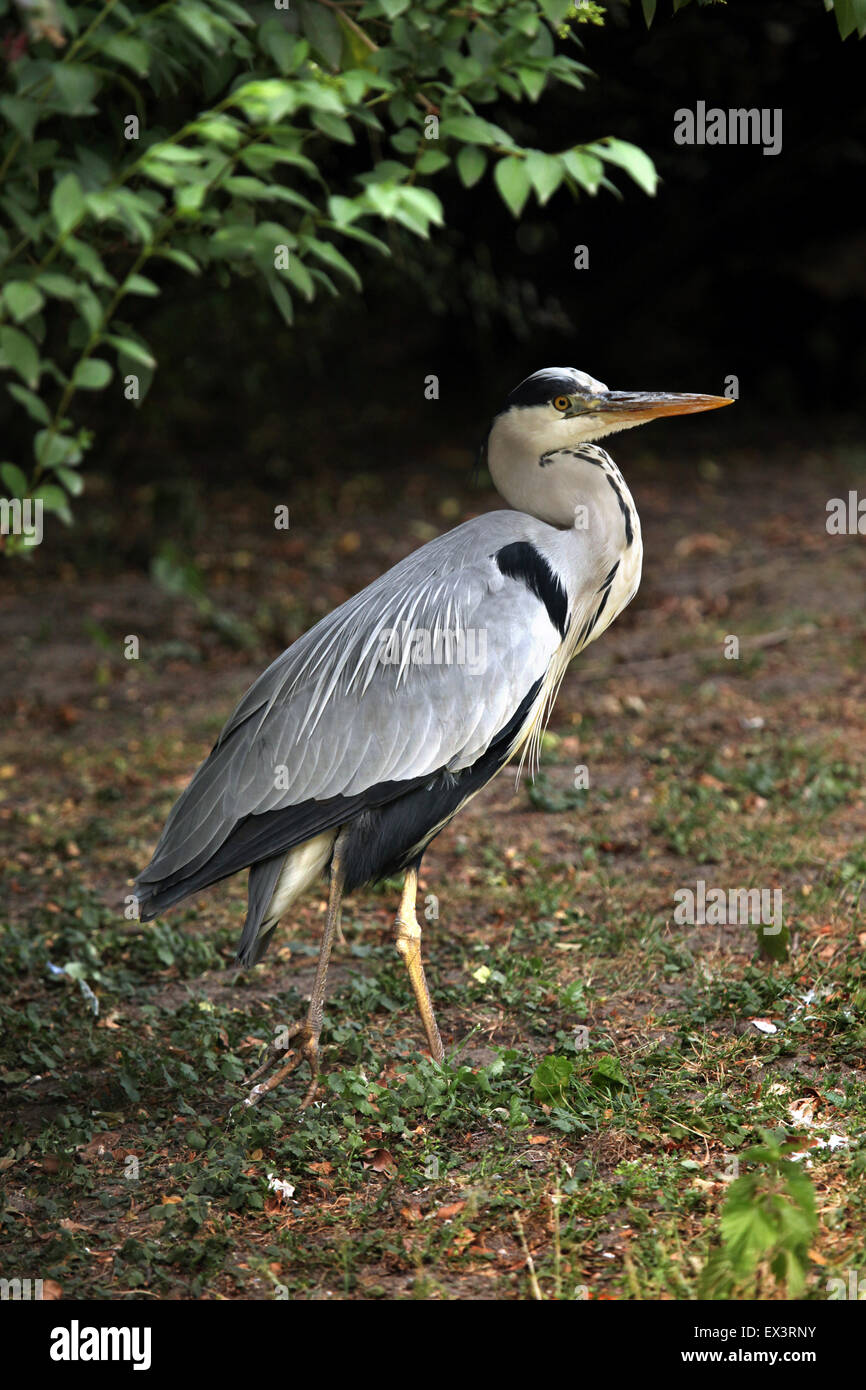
{"left": 135, "top": 511, "right": 564, "bottom": 905}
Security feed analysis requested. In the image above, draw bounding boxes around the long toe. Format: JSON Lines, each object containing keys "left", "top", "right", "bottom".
{"left": 243, "top": 1025, "right": 320, "bottom": 1107}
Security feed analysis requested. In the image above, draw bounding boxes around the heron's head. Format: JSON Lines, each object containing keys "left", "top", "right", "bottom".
{"left": 494, "top": 366, "right": 732, "bottom": 450}
{"left": 486, "top": 366, "right": 732, "bottom": 527}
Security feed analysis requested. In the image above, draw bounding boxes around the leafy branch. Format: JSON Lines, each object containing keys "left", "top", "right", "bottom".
{"left": 0, "top": 0, "right": 694, "bottom": 549}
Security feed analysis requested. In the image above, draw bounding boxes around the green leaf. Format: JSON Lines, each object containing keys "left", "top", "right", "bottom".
{"left": 561, "top": 148, "right": 604, "bottom": 194}
{"left": 417, "top": 150, "right": 449, "bottom": 174}
{"left": 591, "top": 138, "right": 658, "bottom": 196}
{"left": 74, "top": 286, "right": 104, "bottom": 335}
{"left": 155, "top": 249, "right": 201, "bottom": 276}
{"left": 7, "top": 383, "right": 50, "bottom": 425}
{"left": 258, "top": 19, "right": 304, "bottom": 75}
{"left": 106, "top": 335, "right": 157, "bottom": 369}
{"left": 144, "top": 143, "right": 207, "bottom": 165}
{"left": 175, "top": 183, "right": 208, "bottom": 216}
{"left": 65, "top": 237, "right": 116, "bottom": 288}
{"left": 188, "top": 115, "right": 242, "bottom": 149}
{"left": 391, "top": 127, "right": 420, "bottom": 155}
{"left": 87, "top": 189, "right": 159, "bottom": 242}
{"left": 524, "top": 150, "right": 563, "bottom": 205}
{"left": 51, "top": 65, "right": 99, "bottom": 116}
{"left": 0, "top": 96, "right": 39, "bottom": 142}
{"left": 297, "top": 0, "right": 343, "bottom": 68}
{"left": 229, "top": 80, "right": 298, "bottom": 124}
{"left": 222, "top": 175, "right": 269, "bottom": 200}
{"left": 72, "top": 359, "right": 113, "bottom": 390}
{"left": 757, "top": 920, "right": 789, "bottom": 963}
{"left": 123, "top": 274, "right": 160, "bottom": 297}
{"left": 642, "top": 0, "right": 657, "bottom": 24}
{"left": 304, "top": 239, "right": 361, "bottom": 290}
{"left": 34, "top": 432, "right": 82, "bottom": 470}
{"left": 55, "top": 466, "right": 85, "bottom": 496}
{"left": 176, "top": 1, "right": 220, "bottom": 48}
{"left": 325, "top": 222, "right": 390, "bottom": 256}
{"left": 827, "top": 0, "right": 866, "bottom": 39}
{"left": 540, "top": 0, "right": 574, "bottom": 24}
{"left": 33, "top": 482, "right": 73, "bottom": 525}
{"left": 365, "top": 182, "right": 401, "bottom": 218}
{"left": 51, "top": 172, "right": 86, "bottom": 236}
{"left": 327, "top": 194, "right": 362, "bottom": 226}
{"left": 493, "top": 156, "right": 531, "bottom": 217}
{"left": 379, "top": 0, "right": 411, "bottom": 15}
{"left": 0, "top": 326, "right": 40, "bottom": 388}
{"left": 35, "top": 272, "right": 80, "bottom": 301}
{"left": 209, "top": 0, "right": 254, "bottom": 22}
{"left": 210, "top": 225, "right": 257, "bottom": 260}
{"left": 311, "top": 111, "right": 355, "bottom": 144}
{"left": 282, "top": 256, "right": 316, "bottom": 301}
{"left": 265, "top": 272, "right": 294, "bottom": 327}
{"left": 531, "top": 1054, "right": 574, "bottom": 1104}
{"left": 399, "top": 186, "right": 444, "bottom": 227}
{"left": 101, "top": 35, "right": 151, "bottom": 74}
{"left": 442, "top": 114, "right": 502, "bottom": 145}
{"left": 2, "top": 281, "right": 45, "bottom": 324}
{"left": 590, "top": 1053, "right": 627, "bottom": 1091}
{"left": 516, "top": 66, "right": 547, "bottom": 101}
{"left": 342, "top": 68, "right": 374, "bottom": 104}
{"left": 456, "top": 145, "right": 486, "bottom": 188}
{"left": 241, "top": 144, "right": 318, "bottom": 178}
{"left": 1, "top": 463, "right": 28, "bottom": 498}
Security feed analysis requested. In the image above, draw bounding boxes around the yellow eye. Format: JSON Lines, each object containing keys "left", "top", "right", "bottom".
{"left": 553, "top": 395, "right": 570, "bottom": 412}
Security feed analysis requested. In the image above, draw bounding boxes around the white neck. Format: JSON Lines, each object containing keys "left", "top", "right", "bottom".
{"left": 486, "top": 410, "right": 633, "bottom": 528}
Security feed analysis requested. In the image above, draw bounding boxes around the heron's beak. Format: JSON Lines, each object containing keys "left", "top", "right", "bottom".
{"left": 570, "top": 390, "right": 733, "bottom": 424}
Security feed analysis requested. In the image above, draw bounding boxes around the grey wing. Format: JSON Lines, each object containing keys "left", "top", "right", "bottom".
{"left": 134, "top": 512, "right": 561, "bottom": 914}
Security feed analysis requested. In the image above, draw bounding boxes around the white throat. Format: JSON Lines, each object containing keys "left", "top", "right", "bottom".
{"left": 486, "top": 408, "right": 635, "bottom": 530}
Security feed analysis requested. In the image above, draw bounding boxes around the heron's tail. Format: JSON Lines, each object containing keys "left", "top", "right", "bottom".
{"left": 133, "top": 852, "right": 282, "bottom": 965}
{"left": 235, "top": 854, "right": 286, "bottom": 967}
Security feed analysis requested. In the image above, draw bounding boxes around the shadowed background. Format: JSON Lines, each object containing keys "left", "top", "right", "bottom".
{"left": 6, "top": 0, "right": 862, "bottom": 553}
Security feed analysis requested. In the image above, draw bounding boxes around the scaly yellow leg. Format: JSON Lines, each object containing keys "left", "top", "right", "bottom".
{"left": 394, "top": 865, "right": 444, "bottom": 1064}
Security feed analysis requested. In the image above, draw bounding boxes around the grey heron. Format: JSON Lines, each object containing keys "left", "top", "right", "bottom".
{"left": 133, "top": 367, "right": 731, "bottom": 1106}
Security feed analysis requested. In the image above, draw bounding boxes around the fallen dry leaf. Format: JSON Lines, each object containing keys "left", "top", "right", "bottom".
{"left": 364, "top": 1148, "right": 396, "bottom": 1175}
{"left": 435, "top": 1201, "right": 466, "bottom": 1221}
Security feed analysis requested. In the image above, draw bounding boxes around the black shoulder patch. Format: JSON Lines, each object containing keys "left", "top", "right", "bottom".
{"left": 495, "top": 540, "right": 568, "bottom": 638}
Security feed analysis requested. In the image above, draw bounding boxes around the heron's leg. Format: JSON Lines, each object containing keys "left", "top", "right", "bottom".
{"left": 394, "top": 865, "right": 444, "bottom": 1064}
{"left": 245, "top": 830, "right": 348, "bottom": 1108}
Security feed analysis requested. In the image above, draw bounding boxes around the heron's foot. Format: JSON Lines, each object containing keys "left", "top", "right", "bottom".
{"left": 243, "top": 1020, "right": 321, "bottom": 1109}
